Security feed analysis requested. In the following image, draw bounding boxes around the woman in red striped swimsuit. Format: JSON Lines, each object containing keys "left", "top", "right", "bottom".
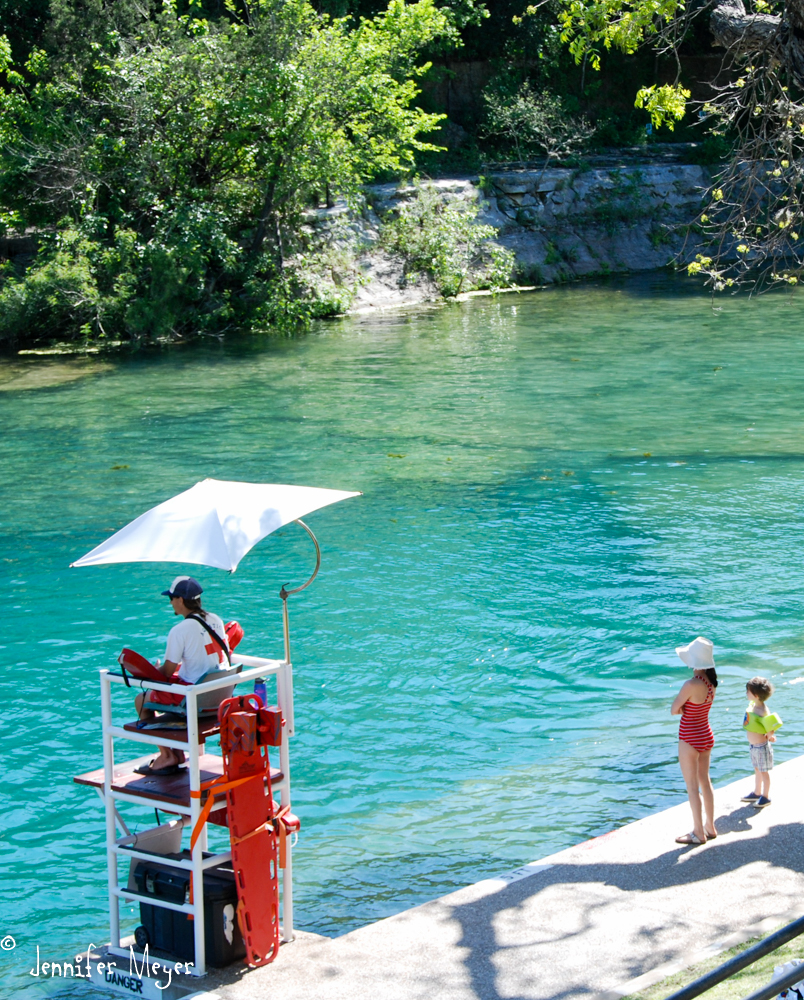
{"left": 671, "top": 637, "right": 719, "bottom": 846}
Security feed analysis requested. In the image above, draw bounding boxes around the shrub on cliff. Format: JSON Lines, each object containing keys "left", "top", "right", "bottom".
{"left": 482, "top": 82, "right": 596, "bottom": 165}
{"left": 379, "top": 182, "right": 514, "bottom": 296}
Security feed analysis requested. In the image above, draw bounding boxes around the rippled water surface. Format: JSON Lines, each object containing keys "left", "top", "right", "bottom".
{"left": 4, "top": 274, "right": 804, "bottom": 997}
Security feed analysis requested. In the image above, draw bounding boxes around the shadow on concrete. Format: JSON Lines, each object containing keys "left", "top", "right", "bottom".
{"left": 715, "top": 805, "right": 759, "bottom": 836}
{"left": 447, "top": 816, "right": 804, "bottom": 1000}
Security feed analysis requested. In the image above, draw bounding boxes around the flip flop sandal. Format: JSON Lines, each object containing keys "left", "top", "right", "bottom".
{"left": 706, "top": 831, "right": 718, "bottom": 840}
{"left": 675, "top": 832, "right": 704, "bottom": 845}
{"left": 134, "top": 761, "right": 181, "bottom": 776}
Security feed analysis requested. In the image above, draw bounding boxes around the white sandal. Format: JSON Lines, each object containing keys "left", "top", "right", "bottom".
{"left": 675, "top": 832, "right": 704, "bottom": 845}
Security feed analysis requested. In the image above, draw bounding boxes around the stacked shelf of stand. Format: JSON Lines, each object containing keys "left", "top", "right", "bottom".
{"left": 74, "top": 655, "right": 295, "bottom": 977}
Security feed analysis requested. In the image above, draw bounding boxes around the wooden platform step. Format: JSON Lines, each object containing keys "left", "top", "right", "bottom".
{"left": 74, "top": 753, "right": 284, "bottom": 813}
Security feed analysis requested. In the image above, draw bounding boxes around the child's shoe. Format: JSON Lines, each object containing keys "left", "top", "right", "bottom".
{"left": 753, "top": 795, "right": 771, "bottom": 808}
{"left": 741, "top": 791, "right": 761, "bottom": 802}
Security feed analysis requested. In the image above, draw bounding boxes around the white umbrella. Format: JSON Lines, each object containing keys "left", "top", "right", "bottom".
{"left": 71, "top": 477, "right": 361, "bottom": 664}
{"left": 71, "top": 478, "right": 360, "bottom": 571}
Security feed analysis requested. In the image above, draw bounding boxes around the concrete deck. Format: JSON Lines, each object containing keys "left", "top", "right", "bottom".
{"left": 204, "top": 755, "right": 804, "bottom": 1000}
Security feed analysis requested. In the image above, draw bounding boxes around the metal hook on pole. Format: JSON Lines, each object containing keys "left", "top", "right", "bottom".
{"left": 278, "top": 519, "right": 321, "bottom": 665}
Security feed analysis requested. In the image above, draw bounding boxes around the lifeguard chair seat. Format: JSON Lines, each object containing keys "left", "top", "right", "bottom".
{"left": 143, "top": 664, "right": 243, "bottom": 718}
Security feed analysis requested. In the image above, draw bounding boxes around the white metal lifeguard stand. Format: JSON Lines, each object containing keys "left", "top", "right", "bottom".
{"left": 70, "top": 480, "right": 361, "bottom": 986}
{"left": 74, "top": 653, "right": 294, "bottom": 978}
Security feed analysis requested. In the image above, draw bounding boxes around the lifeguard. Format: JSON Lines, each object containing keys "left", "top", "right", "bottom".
{"left": 133, "top": 575, "right": 229, "bottom": 775}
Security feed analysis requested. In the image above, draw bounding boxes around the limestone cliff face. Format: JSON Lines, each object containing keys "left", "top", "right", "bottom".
{"left": 347, "top": 161, "right": 713, "bottom": 312}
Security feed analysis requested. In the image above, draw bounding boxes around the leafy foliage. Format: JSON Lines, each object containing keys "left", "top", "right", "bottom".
{"left": 482, "top": 81, "right": 596, "bottom": 162}
{"left": 0, "top": 0, "right": 452, "bottom": 346}
{"left": 516, "top": 0, "right": 692, "bottom": 126}
{"left": 0, "top": 231, "right": 102, "bottom": 345}
{"left": 634, "top": 83, "right": 690, "bottom": 131}
{"left": 538, "top": 0, "right": 682, "bottom": 69}
{"left": 379, "top": 182, "right": 514, "bottom": 295}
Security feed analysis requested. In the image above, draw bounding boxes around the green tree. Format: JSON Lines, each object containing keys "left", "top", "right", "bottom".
{"left": 0, "top": 0, "right": 453, "bottom": 345}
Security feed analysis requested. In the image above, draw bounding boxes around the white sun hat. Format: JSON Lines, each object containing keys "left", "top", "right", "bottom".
{"left": 675, "top": 636, "right": 715, "bottom": 669}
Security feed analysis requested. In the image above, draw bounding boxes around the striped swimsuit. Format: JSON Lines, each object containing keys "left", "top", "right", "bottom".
{"left": 678, "top": 679, "right": 715, "bottom": 752}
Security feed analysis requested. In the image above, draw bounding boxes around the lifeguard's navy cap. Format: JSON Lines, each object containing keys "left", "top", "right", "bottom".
{"left": 162, "top": 576, "right": 203, "bottom": 600}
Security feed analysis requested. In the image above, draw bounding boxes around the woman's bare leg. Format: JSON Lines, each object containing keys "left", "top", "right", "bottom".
{"left": 697, "top": 748, "right": 717, "bottom": 837}
{"left": 678, "top": 739, "right": 706, "bottom": 842}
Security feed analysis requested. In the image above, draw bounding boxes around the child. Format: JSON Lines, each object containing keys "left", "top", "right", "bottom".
{"left": 741, "top": 676, "right": 783, "bottom": 808}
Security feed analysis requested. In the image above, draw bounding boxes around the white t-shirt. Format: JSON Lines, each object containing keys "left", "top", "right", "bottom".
{"left": 165, "top": 612, "right": 229, "bottom": 683}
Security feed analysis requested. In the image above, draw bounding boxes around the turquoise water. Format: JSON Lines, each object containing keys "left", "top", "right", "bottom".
{"left": 4, "top": 273, "right": 804, "bottom": 997}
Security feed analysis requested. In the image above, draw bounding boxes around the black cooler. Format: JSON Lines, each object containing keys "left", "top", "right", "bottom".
{"left": 132, "top": 853, "right": 245, "bottom": 966}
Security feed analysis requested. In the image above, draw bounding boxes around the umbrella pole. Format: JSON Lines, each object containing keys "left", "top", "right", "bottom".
{"left": 278, "top": 518, "right": 321, "bottom": 665}
{"left": 281, "top": 593, "right": 292, "bottom": 666}
{"left": 277, "top": 519, "right": 320, "bottom": 944}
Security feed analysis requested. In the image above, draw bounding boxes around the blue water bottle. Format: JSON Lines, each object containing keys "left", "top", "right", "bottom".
{"left": 253, "top": 677, "right": 266, "bottom": 707}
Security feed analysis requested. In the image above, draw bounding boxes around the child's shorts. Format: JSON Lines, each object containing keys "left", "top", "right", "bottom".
{"left": 750, "top": 741, "right": 774, "bottom": 772}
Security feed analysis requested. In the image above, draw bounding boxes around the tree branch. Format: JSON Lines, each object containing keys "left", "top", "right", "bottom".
{"left": 710, "top": 0, "right": 780, "bottom": 52}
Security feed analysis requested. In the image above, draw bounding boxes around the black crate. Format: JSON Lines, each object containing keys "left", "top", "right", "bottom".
{"left": 132, "top": 853, "right": 245, "bottom": 967}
